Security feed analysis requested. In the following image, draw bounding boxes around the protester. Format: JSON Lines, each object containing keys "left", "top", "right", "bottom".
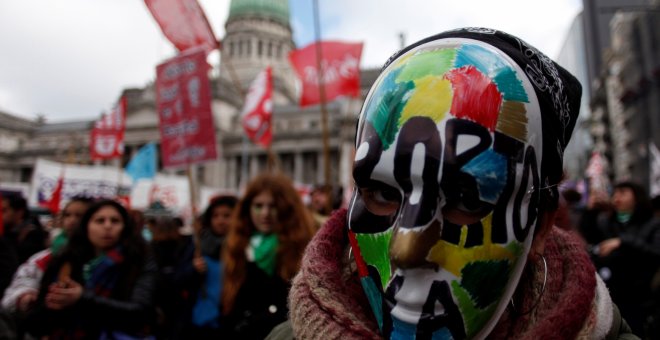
{"left": 2, "top": 194, "right": 48, "bottom": 264}
{"left": 308, "top": 184, "right": 332, "bottom": 229}
{"left": 187, "top": 195, "right": 237, "bottom": 338}
{"left": 271, "top": 28, "right": 635, "bottom": 339}
{"left": 582, "top": 181, "right": 660, "bottom": 337}
{"left": 24, "top": 199, "right": 157, "bottom": 338}
{"left": 2, "top": 197, "right": 93, "bottom": 313}
{"left": 222, "top": 172, "right": 314, "bottom": 338}
{"left": 0, "top": 235, "right": 19, "bottom": 303}
{"left": 149, "top": 215, "right": 196, "bottom": 339}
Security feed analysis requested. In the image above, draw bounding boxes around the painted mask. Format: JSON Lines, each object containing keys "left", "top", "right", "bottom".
{"left": 348, "top": 37, "right": 544, "bottom": 339}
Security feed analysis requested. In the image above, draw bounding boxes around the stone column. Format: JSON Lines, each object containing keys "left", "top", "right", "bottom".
{"left": 294, "top": 152, "right": 303, "bottom": 184}
{"left": 316, "top": 151, "right": 324, "bottom": 185}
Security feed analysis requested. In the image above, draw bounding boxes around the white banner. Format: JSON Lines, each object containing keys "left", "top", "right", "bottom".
{"left": 130, "top": 174, "right": 190, "bottom": 217}
{"left": 29, "top": 158, "right": 132, "bottom": 210}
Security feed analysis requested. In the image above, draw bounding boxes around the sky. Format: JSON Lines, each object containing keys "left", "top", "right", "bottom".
{"left": 0, "top": 0, "right": 582, "bottom": 122}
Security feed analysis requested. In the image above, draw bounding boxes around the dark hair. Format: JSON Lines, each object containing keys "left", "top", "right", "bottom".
{"left": 561, "top": 188, "right": 582, "bottom": 205}
{"left": 150, "top": 216, "right": 180, "bottom": 242}
{"left": 55, "top": 200, "right": 146, "bottom": 271}
{"left": 62, "top": 196, "right": 95, "bottom": 212}
{"left": 201, "top": 195, "right": 238, "bottom": 229}
{"left": 2, "top": 193, "right": 28, "bottom": 214}
{"left": 652, "top": 195, "right": 660, "bottom": 212}
{"left": 613, "top": 181, "right": 652, "bottom": 225}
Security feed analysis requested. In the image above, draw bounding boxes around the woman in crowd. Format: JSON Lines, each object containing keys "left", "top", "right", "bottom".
{"left": 187, "top": 195, "right": 237, "bottom": 338}
{"left": 582, "top": 181, "right": 660, "bottom": 337}
{"left": 25, "top": 199, "right": 157, "bottom": 339}
{"left": 2, "top": 196, "right": 93, "bottom": 314}
{"left": 222, "top": 172, "right": 315, "bottom": 338}
{"left": 271, "top": 28, "right": 637, "bottom": 339}
{"left": 149, "top": 215, "right": 195, "bottom": 339}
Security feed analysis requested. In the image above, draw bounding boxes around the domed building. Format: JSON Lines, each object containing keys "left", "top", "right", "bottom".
{"left": 0, "top": 0, "right": 380, "bottom": 206}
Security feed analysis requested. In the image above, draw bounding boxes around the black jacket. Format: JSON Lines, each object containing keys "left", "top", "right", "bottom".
{"left": 26, "top": 254, "right": 158, "bottom": 338}
{"left": 224, "top": 262, "right": 289, "bottom": 339}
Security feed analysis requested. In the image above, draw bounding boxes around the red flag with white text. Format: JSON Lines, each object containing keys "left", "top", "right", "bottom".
{"left": 241, "top": 67, "right": 273, "bottom": 148}
{"left": 289, "top": 41, "right": 363, "bottom": 107}
{"left": 144, "top": 0, "right": 219, "bottom": 54}
{"left": 156, "top": 48, "right": 218, "bottom": 168}
{"left": 90, "top": 96, "right": 127, "bottom": 160}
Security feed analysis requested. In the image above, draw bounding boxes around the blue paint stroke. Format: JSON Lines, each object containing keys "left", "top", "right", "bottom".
{"left": 461, "top": 150, "right": 508, "bottom": 204}
{"left": 432, "top": 327, "right": 454, "bottom": 340}
{"left": 455, "top": 44, "right": 529, "bottom": 102}
{"left": 361, "top": 276, "right": 384, "bottom": 330}
{"left": 392, "top": 317, "right": 417, "bottom": 340}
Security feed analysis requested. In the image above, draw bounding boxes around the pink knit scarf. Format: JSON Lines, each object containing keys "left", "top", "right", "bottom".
{"left": 289, "top": 209, "right": 598, "bottom": 339}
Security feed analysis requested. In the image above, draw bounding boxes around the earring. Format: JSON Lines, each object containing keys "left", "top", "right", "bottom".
{"left": 510, "top": 254, "right": 547, "bottom": 315}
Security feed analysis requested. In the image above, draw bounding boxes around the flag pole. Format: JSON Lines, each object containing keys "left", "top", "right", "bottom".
{"left": 186, "top": 164, "right": 201, "bottom": 257}
{"left": 312, "top": 0, "right": 333, "bottom": 213}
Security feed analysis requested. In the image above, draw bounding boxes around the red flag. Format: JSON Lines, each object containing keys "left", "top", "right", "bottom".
{"left": 156, "top": 48, "right": 218, "bottom": 168}
{"left": 43, "top": 176, "right": 64, "bottom": 215}
{"left": 241, "top": 67, "right": 273, "bottom": 148}
{"left": 90, "top": 96, "right": 127, "bottom": 160}
{"left": 144, "top": 0, "right": 219, "bottom": 54}
{"left": 289, "top": 41, "right": 363, "bottom": 107}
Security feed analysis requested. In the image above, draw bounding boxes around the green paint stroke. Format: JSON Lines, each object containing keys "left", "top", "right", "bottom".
{"left": 452, "top": 280, "right": 498, "bottom": 337}
{"left": 366, "top": 80, "right": 414, "bottom": 150}
{"left": 460, "top": 260, "right": 511, "bottom": 309}
{"left": 505, "top": 241, "right": 524, "bottom": 258}
{"left": 355, "top": 229, "right": 393, "bottom": 288}
{"left": 396, "top": 49, "right": 457, "bottom": 83}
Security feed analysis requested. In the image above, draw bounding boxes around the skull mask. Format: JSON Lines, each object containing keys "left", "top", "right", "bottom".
{"left": 348, "top": 37, "right": 545, "bottom": 339}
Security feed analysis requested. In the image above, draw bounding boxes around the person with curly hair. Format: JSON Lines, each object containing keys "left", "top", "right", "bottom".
{"left": 222, "top": 172, "right": 315, "bottom": 338}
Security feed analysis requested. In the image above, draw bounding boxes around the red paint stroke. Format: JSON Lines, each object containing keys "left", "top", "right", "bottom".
{"left": 348, "top": 230, "right": 370, "bottom": 277}
{"left": 445, "top": 66, "right": 502, "bottom": 131}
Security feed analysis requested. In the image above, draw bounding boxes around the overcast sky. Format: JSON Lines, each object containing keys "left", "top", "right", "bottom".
{"left": 0, "top": 0, "right": 582, "bottom": 122}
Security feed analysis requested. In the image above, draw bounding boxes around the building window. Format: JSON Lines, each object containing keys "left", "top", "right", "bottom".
{"left": 268, "top": 41, "right": 273, "bottom": 57}
{"left": 246, "top": 38, "right": 252, "bottom": 56}
{"left": 258, "top": 40, "right": 263, "bottom": 57}
{"left": 239, "top": 40, "right": 244, "bottom": 56}
{"left": 229, "top": 41, "right": 235, "bottom": 57}
{"left": 277, "top": 43, "right": 282, "bottom": 58}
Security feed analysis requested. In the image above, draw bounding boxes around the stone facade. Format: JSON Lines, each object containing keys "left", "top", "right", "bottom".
{"left": 590, "top": 7, "right": 660, "bottom": 185}
{"left": 0, "top": 0, "right": 381, "bottom": 202}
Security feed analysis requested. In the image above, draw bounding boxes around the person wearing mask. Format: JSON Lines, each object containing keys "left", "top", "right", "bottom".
{"left": 269, "top": 28, "right": 635, "bottom": 339}
{"left": 25, "top": 199, "right": 157, "bottom": 339}
{"left": 583, "top": 181, "right": 660, "bottom": 337}
{"left": 222, "top": 172, "right": 315, "bottom": 338}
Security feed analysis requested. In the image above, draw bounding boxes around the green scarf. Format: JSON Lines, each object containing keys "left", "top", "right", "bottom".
{"left": 50, "top": 231, "right": 68, "bottom": 254}
{"left": 616, "top": 212, "right": 631, "bottom": 224}
{"left": 250, "top": 232, "right": 278, "bottom": 276}
{"left": 83, "top": 254, "right": 106, "bottom": 282}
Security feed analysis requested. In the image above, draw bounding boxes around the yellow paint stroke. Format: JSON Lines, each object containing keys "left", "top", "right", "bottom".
{"left": 495, "top": 101, "right": 528, "bottom": 142}
{"left": 399, "top": 75, "right": 452, "bottom": 126}
{"left": 427, "top": 214, "right": 516, "bottom": 277}
{"left": 392, "top": 53, "right": 413, "bottom": 69}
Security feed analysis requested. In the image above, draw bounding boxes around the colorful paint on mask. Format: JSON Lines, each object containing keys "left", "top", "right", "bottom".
{"left": 349, "top": 38, "right": 543, "bottom": 339}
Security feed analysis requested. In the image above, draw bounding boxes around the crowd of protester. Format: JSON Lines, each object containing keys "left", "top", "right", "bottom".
{"left": 0, "top": 171, "right": 330, "bottom": 339}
